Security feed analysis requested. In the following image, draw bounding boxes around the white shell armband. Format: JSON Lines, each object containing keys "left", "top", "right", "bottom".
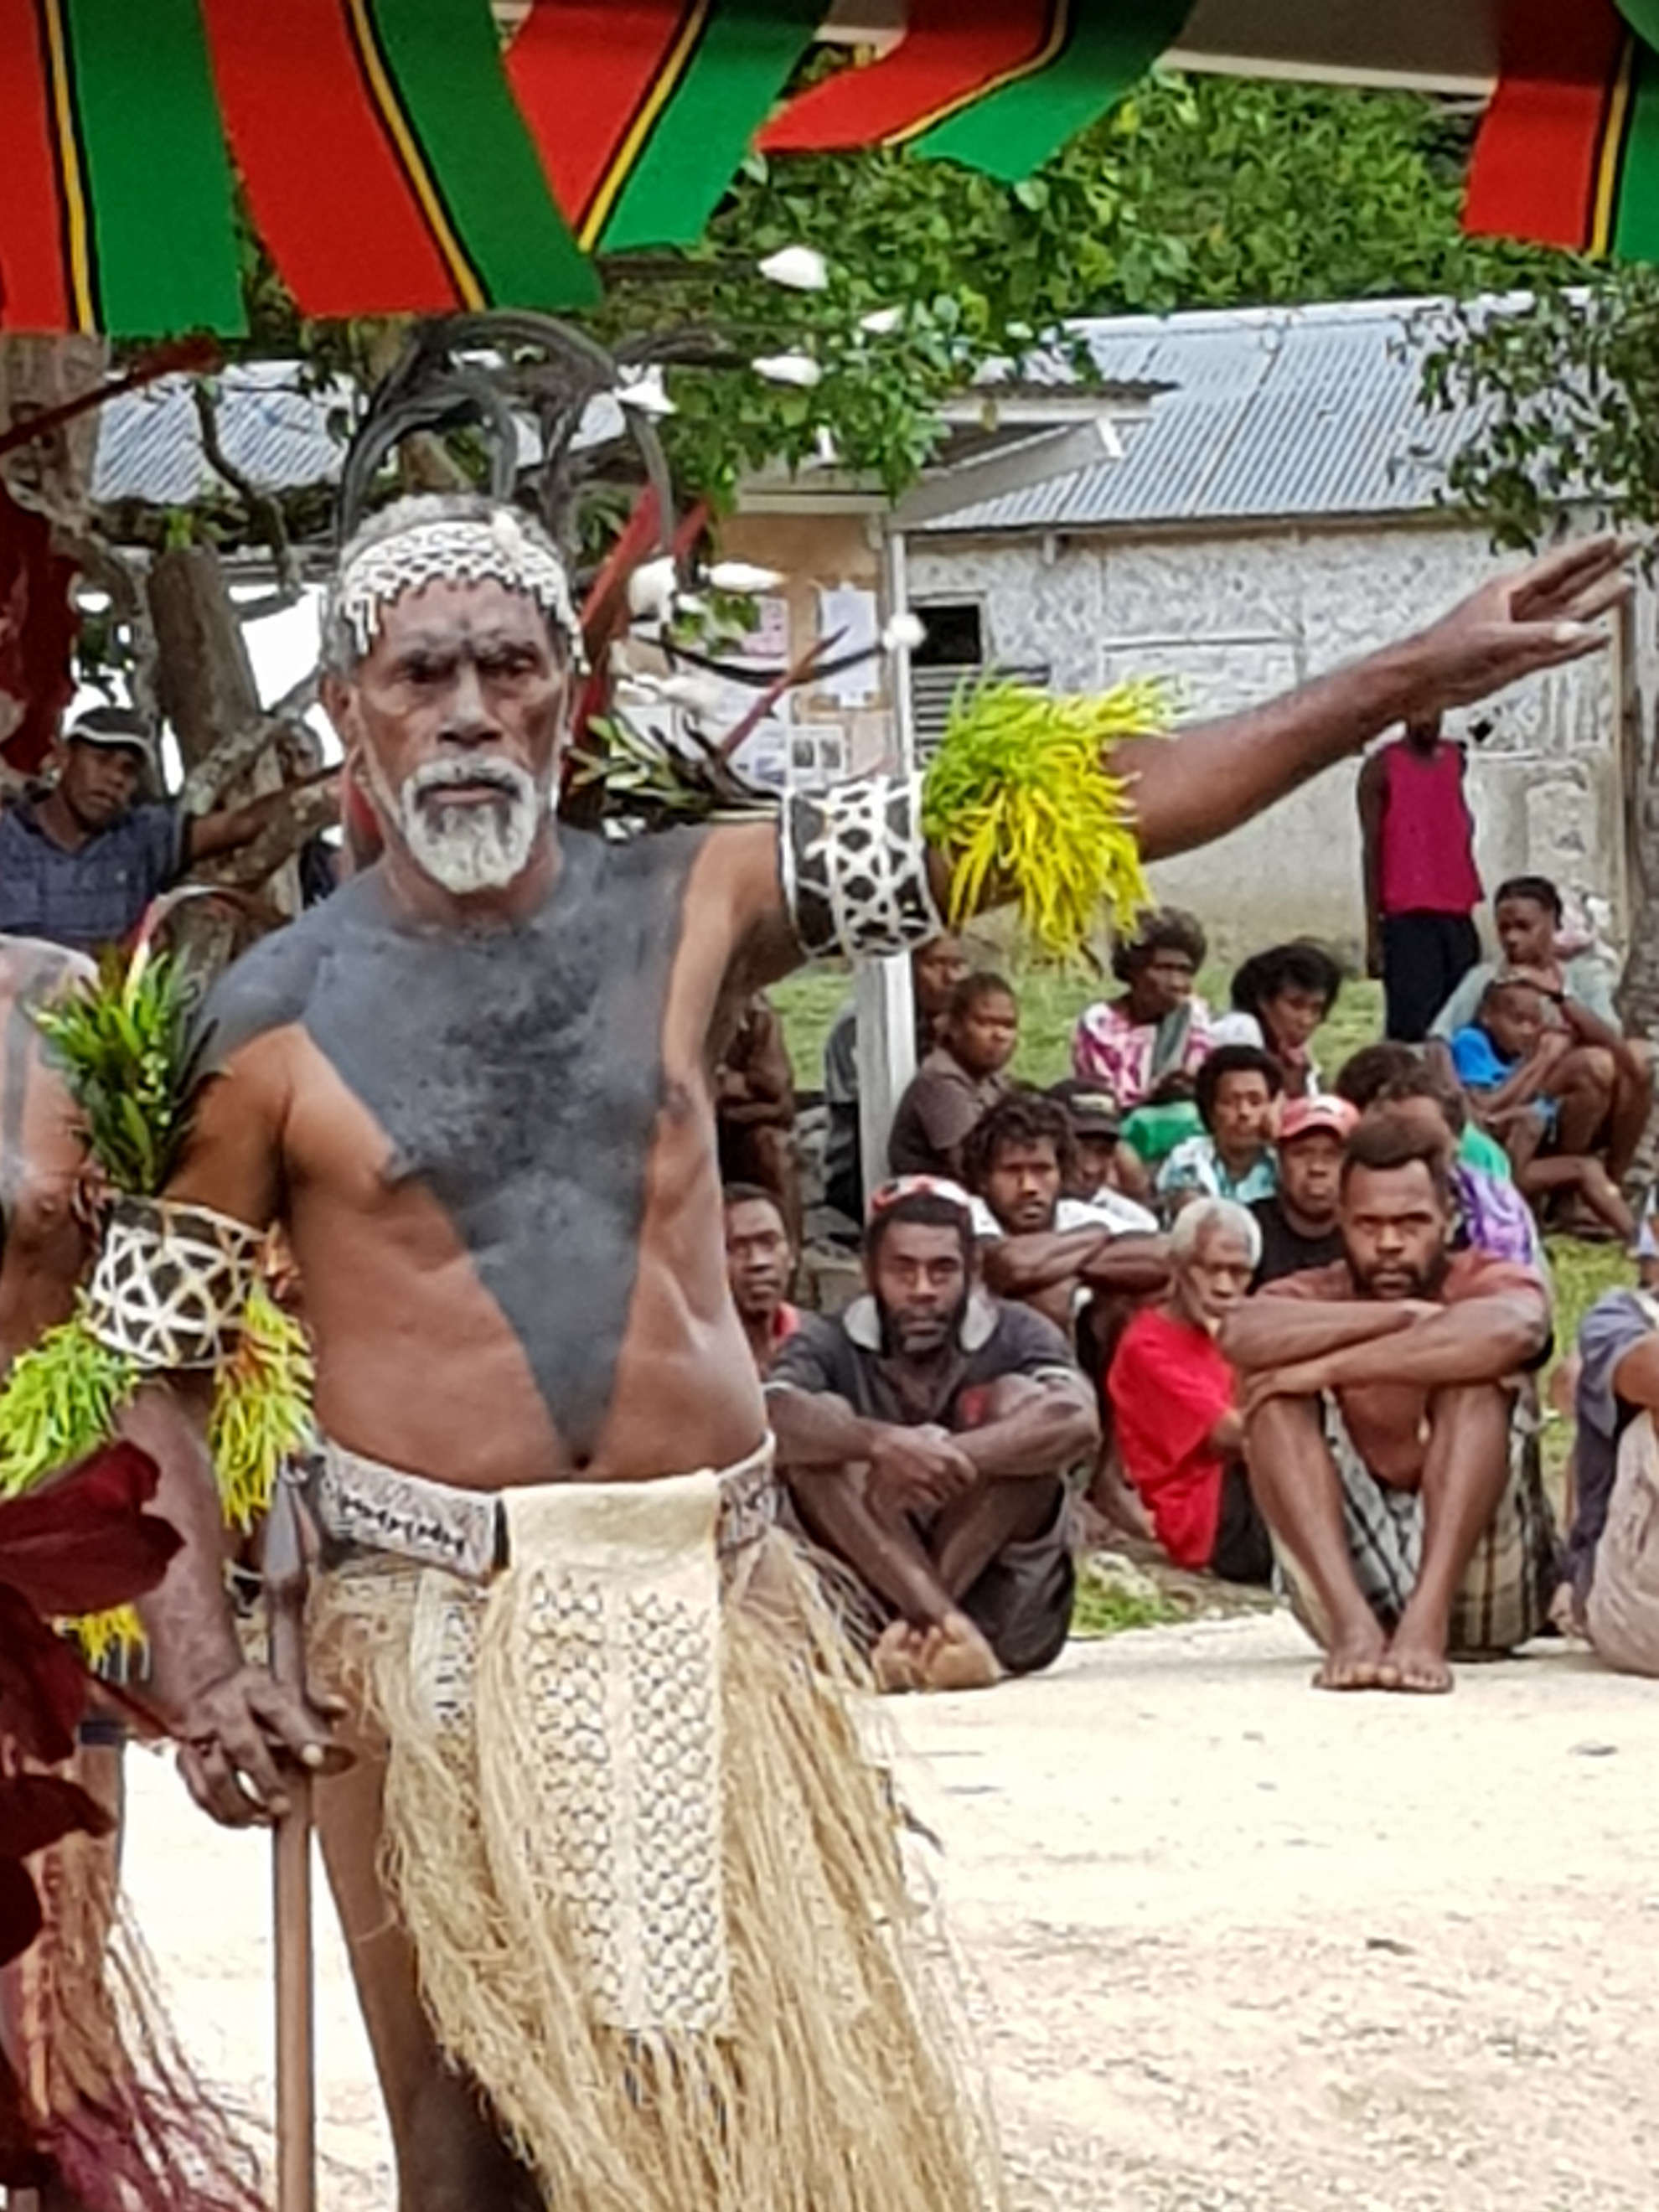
{"left": 85, "top": 1196, "right": 264, "bottom": 1372}
{"left": 782, "top": 773, "right": 944, "bottom": 963}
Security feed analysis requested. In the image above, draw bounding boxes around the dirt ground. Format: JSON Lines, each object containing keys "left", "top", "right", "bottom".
{"left": 121, "top": 1611, "right": 1659, "bottom": 2211}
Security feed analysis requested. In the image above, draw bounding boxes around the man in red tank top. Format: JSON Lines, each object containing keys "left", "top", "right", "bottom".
{"left": 1357, "top": 713, "right": 1485, "bottom": 1041}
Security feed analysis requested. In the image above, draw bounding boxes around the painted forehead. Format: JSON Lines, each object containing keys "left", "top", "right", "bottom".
{"left": 336, "top": 513, "right": 581, "bottom": 666}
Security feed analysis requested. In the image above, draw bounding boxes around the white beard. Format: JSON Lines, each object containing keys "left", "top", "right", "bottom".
{"left": 373, "top": 756, "right": 547, "bottom": 894}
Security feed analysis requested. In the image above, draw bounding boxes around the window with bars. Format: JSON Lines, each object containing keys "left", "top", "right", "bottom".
{"left": 908, "top": 599, "right": 1048, "bottom": 757}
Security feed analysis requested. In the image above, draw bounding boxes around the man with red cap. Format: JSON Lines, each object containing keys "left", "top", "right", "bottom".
{"left": 1252, "top": 1094, "right": 1359, "bottom": 1288}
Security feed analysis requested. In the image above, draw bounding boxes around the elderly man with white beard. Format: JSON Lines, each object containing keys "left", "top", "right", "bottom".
{"left": 94, "top": 489, "right": 1626, "bottom": 2212}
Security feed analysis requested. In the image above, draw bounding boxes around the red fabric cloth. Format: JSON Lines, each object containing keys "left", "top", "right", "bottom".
{"left": 1108, "top": 1307, "right": 1237, "bottom": 1570}
{"left": 0, "top": 483, "right": 77, "bottom": 777}
{"left": 1375, "top": 739, "right": 1483, "bottom": 917}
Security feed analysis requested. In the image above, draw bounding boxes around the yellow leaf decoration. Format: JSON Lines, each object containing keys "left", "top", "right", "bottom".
{"left": 922, "top": 674, "right": 1169, "bottom": 959}
{"left": 208, "top": 1289, "right": 315, "bottom": 1533}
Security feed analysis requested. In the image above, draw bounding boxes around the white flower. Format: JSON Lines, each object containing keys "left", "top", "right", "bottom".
{"left": 658, "top": 673, "right": 727, "bottom": 719}
{"left": 882, "top": 612, "right": 927, "bottom": 654}
{"left": 627, "top": 556, "right": 679, "bottom": 622}
{"left": 859, "top": 306, "right": 903, "bottom": 337}
{"left": 615, "top": 364, "right": 676, "bottom": 418}
{"left": 752, "top": 353, "right": 823, "bottom": 389}
{"left": 758, "top": 246, "right": 829, "bottom": 292}
{"left": 707, "top": 561, "right": 783, "bottom": 593}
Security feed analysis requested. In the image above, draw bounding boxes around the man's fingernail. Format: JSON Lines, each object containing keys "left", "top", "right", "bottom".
{"left": 270, "top": 1796, "right": 290, "bottom": 1817}
{"left": 1553, "top": 622, "right": 1590, "bottom": 643}
{"left": 302, "top": 1744, "right": 325, "bottom": 1768}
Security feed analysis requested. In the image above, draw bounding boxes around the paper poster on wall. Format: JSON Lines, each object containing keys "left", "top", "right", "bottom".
{"left": 815, "top": 584, "right": 880, "bottom": 706}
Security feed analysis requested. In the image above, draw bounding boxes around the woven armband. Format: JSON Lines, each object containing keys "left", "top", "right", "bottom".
{"left": 85, "top": 1196, "right": 264, "bottom": 1372}
{"left": 782, "top": 773, "right": 944, "bottom": 963}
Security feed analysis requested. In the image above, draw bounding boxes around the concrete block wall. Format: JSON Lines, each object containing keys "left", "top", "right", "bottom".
{"left": 909, "top": 518, "right": 1623, "bottom": 964}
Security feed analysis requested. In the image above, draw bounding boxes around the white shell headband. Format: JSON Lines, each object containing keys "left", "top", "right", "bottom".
{"left": 336, "top": 511, "right": 582, "bottom": 664}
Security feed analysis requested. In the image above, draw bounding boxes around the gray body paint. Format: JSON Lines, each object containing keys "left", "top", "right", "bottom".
{"left": 200, "top": 827, "right": 705, "bottom": 1454}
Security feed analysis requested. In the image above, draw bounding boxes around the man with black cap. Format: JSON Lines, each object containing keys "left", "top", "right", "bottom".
{"left": 0, "top": 704, "right": 275, "bottom": 953}
{"left": 1049, "top": 1074, "right": 1152, "bottom": 1206}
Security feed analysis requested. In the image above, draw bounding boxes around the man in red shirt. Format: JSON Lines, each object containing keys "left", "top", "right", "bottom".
{"left": 1357, "top": 712, "right": 1486, "bottom": 1042}
{"left": 1108, "top": 1197, "right": 1273, "bottom": 1585}
{"left": 1222, "top": 1116, "right": 1555, "bottom": 1693}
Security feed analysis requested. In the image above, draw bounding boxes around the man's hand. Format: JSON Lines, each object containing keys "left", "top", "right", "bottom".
{"left": 175, "top": 1663, "right": 349, "bottom": 1829}
{"left": 1406, "top": 537, "right": 1631, "bottom": 716}
{"left": 1503, "top": 962, "right": 1565, "bottom": 1001}
{"left": 865, "top": 1424, "right": 978, "bottom": 1516}
{"left": 1365, "top": 923, "right": 1384, "bottom": 983}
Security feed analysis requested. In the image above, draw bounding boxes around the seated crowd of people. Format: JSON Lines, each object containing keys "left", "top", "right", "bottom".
{"left": 715, "top": 879, "right": 1659, "bottom": 1701}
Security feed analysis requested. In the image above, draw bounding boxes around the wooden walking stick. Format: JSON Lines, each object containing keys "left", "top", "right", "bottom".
{"left": 263, "top": 1474, "right": 316, "bottom": 2212}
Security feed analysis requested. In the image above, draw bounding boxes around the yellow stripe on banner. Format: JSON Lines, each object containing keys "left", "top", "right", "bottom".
{"left": 344, "top": 0, "right": 485, "bottom": 309}
{"left": 892, "top": 0, "right": 1072, "bottom": 146}
{"left": 578, "top": 0, "right": 711, "bottom": 251}
{"left": 39, "top": 0, "right": 96, "bottom": 332}
{"left": 1591, "top": 36, "right": 1637, "bottom": 256}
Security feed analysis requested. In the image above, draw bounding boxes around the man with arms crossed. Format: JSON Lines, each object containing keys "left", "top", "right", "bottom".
{"left": 101, "top": 500, "right": 1619, "bottom": 2206}
{"left": 1224, "top": 1118, "right": 1554, "bottom": 1693}
{"left": 768, "top": 1179, "right": 1098, "bottom": 1693}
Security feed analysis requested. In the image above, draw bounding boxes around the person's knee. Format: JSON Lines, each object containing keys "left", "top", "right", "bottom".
{"left": 1243, "top": 1391, "right": 1320, "bottom": 1463}
{"left": 1559, "top": 1044, "right": 1615, "bottom": 1098}
{"left": 1429, "top": 1380, "right": 1511, "bottom": 1446}
{"left": 959, "top": 1372, "right": 1045, "bottom": 1429}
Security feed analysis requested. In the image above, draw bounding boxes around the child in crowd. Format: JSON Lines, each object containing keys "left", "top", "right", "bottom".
{"left": 887, "top": 970, "right": 1018, "bottom": 1181}
{"left": 1453, "top": 976, "right": 1634, "bottom": 1242}
{"left": 1212, "top": 940, "right": 1344, "bottom": 1099}
{"left": 1157, "top": 1044, "right": 1283, "bottom": 1210}
{"left": 1072, "top": 908, "right": 1213, "bottom": 1169}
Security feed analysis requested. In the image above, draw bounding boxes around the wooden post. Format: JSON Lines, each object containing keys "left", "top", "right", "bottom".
{"left": 262, "top": 1477, "right": 315, "bottom": 2212}
{"left": 855, "top": 523, "right": 919, "bottom": 1191}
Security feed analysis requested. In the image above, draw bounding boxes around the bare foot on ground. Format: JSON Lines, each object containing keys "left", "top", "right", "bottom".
{"left": 1313, "top": 1619, "right": 1389, "bottom": 1692}
{"left": 916, "top": 1613, "right": 1003, "bottom": 1693}
{"left": 872, "top": 1620, "right": 928, "bottom": 1693}
{"left": 1377, "top": 1632, "right": 1454, "bottom": 1694}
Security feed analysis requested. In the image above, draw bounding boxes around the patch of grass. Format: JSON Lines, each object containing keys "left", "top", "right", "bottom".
{"left": 1540, "top": 1234, "right": 1631, "bottom": 1490}
{"left": 773, "top": 956, "right": 1386, "bottom": 1096}
{"left": 1069, "top": 1574, "right": 1186, "bottom": 1640}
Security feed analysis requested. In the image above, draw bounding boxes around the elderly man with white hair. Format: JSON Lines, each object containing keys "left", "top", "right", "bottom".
{"left": 1107, "top": 1196, "right": 1274, "bottom": 1585}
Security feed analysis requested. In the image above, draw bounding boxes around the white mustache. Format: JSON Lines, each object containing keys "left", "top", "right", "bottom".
{"left": 405, "top": 757, "right": 534, "bottom": 804}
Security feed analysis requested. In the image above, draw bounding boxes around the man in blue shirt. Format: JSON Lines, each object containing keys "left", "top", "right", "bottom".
{"left": 0, "top": 705, "right": 276, "bottom": 954}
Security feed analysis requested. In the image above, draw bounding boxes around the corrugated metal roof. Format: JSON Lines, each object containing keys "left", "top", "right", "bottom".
{"left": 923, "top": 297, "right": 1494, "bottom": 535}
{"left": 92, "top": 364, "right": 348, "bottom": 507}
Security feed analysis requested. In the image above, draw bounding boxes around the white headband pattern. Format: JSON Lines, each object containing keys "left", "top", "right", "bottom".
{"left": 337, "top": 513, "right": 581, "bottom": 661}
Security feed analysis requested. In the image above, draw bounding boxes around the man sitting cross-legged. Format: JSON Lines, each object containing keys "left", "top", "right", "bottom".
{"left": 1222, "top": 1116, "right": 1557, "bottom": 1692}
{"left": 767, "top": 1178, "right": 1098, "bottom": 1693}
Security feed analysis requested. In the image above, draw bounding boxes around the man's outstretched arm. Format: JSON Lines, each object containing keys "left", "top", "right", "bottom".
{"left": 723, "top": 536, "right": 1629, "bottom": 981}
{"left": 1116, "top": 538, "right": 1627, "bottom": 861}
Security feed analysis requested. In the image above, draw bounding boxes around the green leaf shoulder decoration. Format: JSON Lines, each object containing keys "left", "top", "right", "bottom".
{"left": 0, "top": 940, "right": 313, "bottom": 1662}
